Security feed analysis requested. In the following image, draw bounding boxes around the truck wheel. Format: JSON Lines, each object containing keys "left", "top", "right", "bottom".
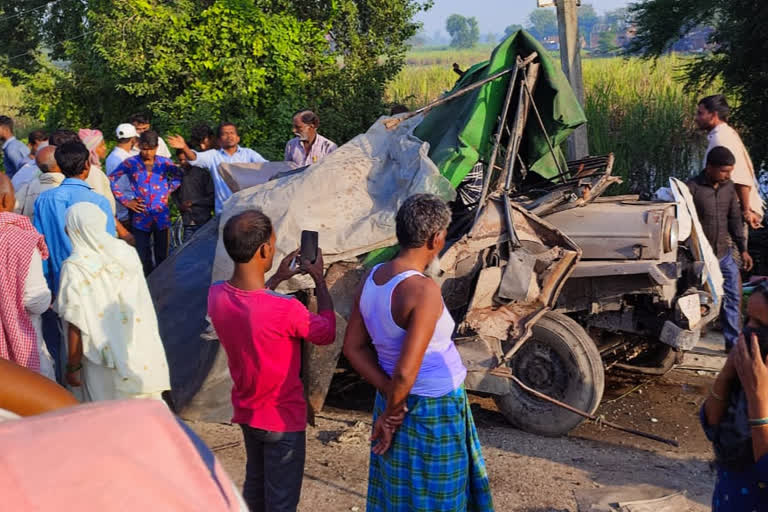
{"left": 493, "top": 311, "right": 604, "bottom": 436}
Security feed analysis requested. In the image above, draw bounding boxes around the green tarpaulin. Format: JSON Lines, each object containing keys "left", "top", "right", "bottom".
{"left": 364, "top": 31, "right": 586, "bottom": 265}
{"left": 414, "top": 30, "right": 587, "bottom": 186}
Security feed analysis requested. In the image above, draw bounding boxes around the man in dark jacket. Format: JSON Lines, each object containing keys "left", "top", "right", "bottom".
{"left": 688, "top": 146, "right": 754, "bottom": 351}
{"left": 173, "top": 148, "right": 215, "bottom": 243}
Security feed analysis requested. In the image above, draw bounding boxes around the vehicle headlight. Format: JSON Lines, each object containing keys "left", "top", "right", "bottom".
{"left": 663, "top": 216, "right": 679, "bottom": 253}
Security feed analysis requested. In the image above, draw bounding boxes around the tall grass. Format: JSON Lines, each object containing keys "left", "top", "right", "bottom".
{"left": 387, "top": 51, "right": 715, "bottom": 194}
{"left": 405, "top": 45, "right": 496, "bottom": 68}
{"left": 386, "top": 65, "right": 457, "bottom": 109}
{"left": 583, "top": 56, "right": 714, "bottom": 194}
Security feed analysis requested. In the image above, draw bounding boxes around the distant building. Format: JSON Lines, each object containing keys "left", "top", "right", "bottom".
{"left": 616, "top": 25, "right": 637, "bottom": 49}
{"left": 672, "top": 27, "right": 714, "bottom": 53}
{"left": 541, "top": 35, "right": 559, "bottom": 51}
{"left": 589, "top": 24, "right": 610, "bottom": 49}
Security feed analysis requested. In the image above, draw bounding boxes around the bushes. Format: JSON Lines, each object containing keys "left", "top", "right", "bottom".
{"left": 3, "top": 0, "right": 431, "bottom": 159}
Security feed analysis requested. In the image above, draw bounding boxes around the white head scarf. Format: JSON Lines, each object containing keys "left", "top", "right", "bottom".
{"left": 64, "top": 201, "right": 138, "bottom": 276}
{"left": 55, "top": 202, "right": 170, "bottom": 397}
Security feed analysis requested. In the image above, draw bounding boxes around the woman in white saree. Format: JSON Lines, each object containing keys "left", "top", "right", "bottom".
{"left": 55, "top": 202, "right": 170, "bottom": 401}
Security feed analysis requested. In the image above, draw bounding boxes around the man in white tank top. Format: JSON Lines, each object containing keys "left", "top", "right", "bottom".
{"left": 343, "top": 194, "right": 494, "bottom": 512}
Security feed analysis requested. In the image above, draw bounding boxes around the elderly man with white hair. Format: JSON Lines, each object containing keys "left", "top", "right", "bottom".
{"left": 16, "top": 145, "right": 65, "bottom": 222}
{"left": 284, "top": 110, "right": 337, "bottom": 167}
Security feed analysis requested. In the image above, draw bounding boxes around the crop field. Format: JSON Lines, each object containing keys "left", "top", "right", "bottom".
{"left": 388, "top": 49, "right": 717, "bottom": 193}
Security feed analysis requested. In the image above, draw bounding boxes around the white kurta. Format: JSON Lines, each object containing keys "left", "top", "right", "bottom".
{"left": 18, "top": 173, "right": 66, "bottom": 222}
{"left": 706, "top": 123, "right": 765, "bottom": 218}
{"left": 24, "top": 248, "right": 55, "bottom": 381}
{"left": 85, "top": 165, "right": 117, "bottom": 217}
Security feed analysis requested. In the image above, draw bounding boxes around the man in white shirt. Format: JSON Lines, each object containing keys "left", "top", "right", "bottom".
{"left": 284, "top": 110, "right": 337, "bottom": 167}
{"left": 696, "top": 94, "right": 764, "bottom": 229}
{"left": 106, "top": 123, "right": 139, "bottom": 225}
{"left": 128, "top": 114, "right": 171, "bottom": 158}
{"left": 129, "top": 113, "right": 172, "bottom": 159}
{"left": 168, "top": 122, "right": 267, "bottom": 214}
{"left": 16, "top": 146, "right": 65, "bottom": 222}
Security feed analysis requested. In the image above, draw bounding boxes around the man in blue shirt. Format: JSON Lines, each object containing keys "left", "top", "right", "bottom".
{"left": 0, "top": 115, "right": 31, "bottom": 179}
{"left": 34, "top": 141, "right": 116, "bottom": 294}
{"left": 168, "top": 122, "right": 267, "bottom": 214}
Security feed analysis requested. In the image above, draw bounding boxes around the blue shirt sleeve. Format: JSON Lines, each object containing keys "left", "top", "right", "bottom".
{"left": 166, "top": 161, "right": 184, "bottom": 192}
{"left": 247, "top": 149, "right": 267, "bottom": 164}
{"left": 5, "top": 140, "right": 31, "bottom": 175}
{"left": 33, "top": 200, "right": 52, "bottom": 288}
{"left": 97, "top": 197, "right": 117, "bottom": 236}
{"left": 189, "top": 149, "right": 216, "bottom": 169}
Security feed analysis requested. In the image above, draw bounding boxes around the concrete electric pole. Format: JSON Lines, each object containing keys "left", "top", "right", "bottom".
{"left": 540, "top": 0, "right": 589, "bottom": 160}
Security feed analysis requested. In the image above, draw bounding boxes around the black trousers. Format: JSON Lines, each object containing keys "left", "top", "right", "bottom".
{"left": 134, "top": 226, "right": 169, "bottom": 276}
{"left": 239, "top": 425, "right": 306, "bottom": 512}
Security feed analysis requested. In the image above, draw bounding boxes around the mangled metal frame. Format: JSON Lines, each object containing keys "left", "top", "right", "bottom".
{"left": 304, "top": 52, "right": 618, "bottom": 417}
{"left": 430, "top": 53, "right": 586, "bottom": 395}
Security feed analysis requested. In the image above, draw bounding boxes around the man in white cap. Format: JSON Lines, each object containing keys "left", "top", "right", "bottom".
{"left": 106, "top": 123, "right": 139, "bottom": 227}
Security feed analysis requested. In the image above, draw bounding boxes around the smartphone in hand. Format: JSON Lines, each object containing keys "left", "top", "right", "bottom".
{"left": 300, "top": 230, "right": 319, "bottom": 264}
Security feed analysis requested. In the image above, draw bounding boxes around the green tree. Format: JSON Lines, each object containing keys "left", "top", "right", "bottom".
{"left": 578, "top": 4, "right": 599, "bottom": 42}
{"left": 628, "top": 0, "right": 768, "bottom": 166}
{"left": 604, "top": 7, "right": 629, "bottom": 30}
{"left": 527, "top": 8, "right": 557, "bottom": 40}
{"left": 503, "top": 23, "right": 524, "bottom": 39}
{"left": 0, "top": 0, "right": 432, "bottom": 157}
{"left": 445, "top": 14, "right": 480, "bottom": 49}
{"left": 596, "top": 29, "right": 619, "bottom": 56}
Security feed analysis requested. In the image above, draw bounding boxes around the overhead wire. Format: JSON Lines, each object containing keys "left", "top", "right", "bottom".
{"left": 0, "top": 0, "right": 63, "bottom": 23}
{"left": 6, "top": 31, "right": 91, "bottom": 62}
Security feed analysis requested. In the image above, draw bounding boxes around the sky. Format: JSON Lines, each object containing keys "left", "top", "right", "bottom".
{"left": 415, "top": 0, "right": 631, "bottom": 38}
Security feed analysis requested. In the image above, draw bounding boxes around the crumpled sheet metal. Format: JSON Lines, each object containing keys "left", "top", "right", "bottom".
{"left": 445, "top": 199, "right": 580, "bottom": 348}
{"left": 211, "top": 115, "right": 456, "bottom": 291}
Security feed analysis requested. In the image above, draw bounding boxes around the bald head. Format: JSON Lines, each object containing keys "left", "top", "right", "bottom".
{"left": 36, "top": 145, "right": 60, "bottom": 174}
{"left": 0, "top": 174, "right": 14, "bottom": 213}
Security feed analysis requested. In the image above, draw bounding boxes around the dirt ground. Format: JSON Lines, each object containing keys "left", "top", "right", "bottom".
{"left": 190, "top": 365, "right": 718, "bottom": 512}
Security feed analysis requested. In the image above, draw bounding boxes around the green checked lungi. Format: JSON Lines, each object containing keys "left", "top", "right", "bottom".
{"left": 366, "top": 385, "right": 494, "bottom": 511}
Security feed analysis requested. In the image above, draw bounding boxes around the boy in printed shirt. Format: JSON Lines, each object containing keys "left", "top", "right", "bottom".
{"left": 208, "top": 210, "right": 335, "bottom": 512}
{"left": 109, "top": 130, "right": 182, "bottom": 275}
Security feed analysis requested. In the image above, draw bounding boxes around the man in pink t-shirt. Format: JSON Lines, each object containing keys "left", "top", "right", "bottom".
{"left": 208, "top": 210, "right": 335, "bottom": 512}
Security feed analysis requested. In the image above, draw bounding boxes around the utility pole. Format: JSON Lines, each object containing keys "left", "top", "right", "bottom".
{"left": 553, "top": 0, "right": 589, "bottom": 160}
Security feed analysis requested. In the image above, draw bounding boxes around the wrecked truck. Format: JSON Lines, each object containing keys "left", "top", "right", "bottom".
{"left": 149, "top": 31, "right": 722, "bottom": 437}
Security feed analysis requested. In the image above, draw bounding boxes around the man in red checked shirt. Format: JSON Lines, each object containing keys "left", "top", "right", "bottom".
{"left": 109, "top": 130, "right": 183, "bottom": 275}
{"left": 208, "top": 210, "right": 336, "bottom": 512}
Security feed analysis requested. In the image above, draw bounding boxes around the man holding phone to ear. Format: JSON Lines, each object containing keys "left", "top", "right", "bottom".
{"left": 207, "top": 209, "right": 335, "bottom": 512}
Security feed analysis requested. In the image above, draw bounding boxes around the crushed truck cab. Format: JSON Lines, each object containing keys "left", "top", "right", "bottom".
{"left": 151, "top": 30, "right": 721, "bottom": 437}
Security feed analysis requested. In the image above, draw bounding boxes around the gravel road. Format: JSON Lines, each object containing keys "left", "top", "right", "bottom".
{"left": 190, "top": 367, "right": 717, "bottom": 511}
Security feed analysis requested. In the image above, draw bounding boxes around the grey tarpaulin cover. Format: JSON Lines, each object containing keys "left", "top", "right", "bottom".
{"left": 211, "top": 114, "right": 455, "bottom": 289}
{"left": 176, "top": 115, "right": 455, "bottom": 421}
{"left": 147, "top": 218, "right": 220, "bottom": 411}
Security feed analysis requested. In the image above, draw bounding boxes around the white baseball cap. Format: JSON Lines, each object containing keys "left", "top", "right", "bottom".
{"left": 115, "top": 123, "right": 139, "bottom": 139}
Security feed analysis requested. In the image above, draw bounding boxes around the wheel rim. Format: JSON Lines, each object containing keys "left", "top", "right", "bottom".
{"left": 511, "top": 340, "right": 570, "bottom": 401}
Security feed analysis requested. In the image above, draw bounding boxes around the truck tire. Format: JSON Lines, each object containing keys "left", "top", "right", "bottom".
{"left": 493, "top": 311, "right": 604, "bottom": 436}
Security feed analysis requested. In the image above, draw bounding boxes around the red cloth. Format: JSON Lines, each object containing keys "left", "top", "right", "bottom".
{"left": 207, "top": 282, "right": 336, "bottom": 432}
{"left": 0, "top": 212, "right": 49, "bottom": 372}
